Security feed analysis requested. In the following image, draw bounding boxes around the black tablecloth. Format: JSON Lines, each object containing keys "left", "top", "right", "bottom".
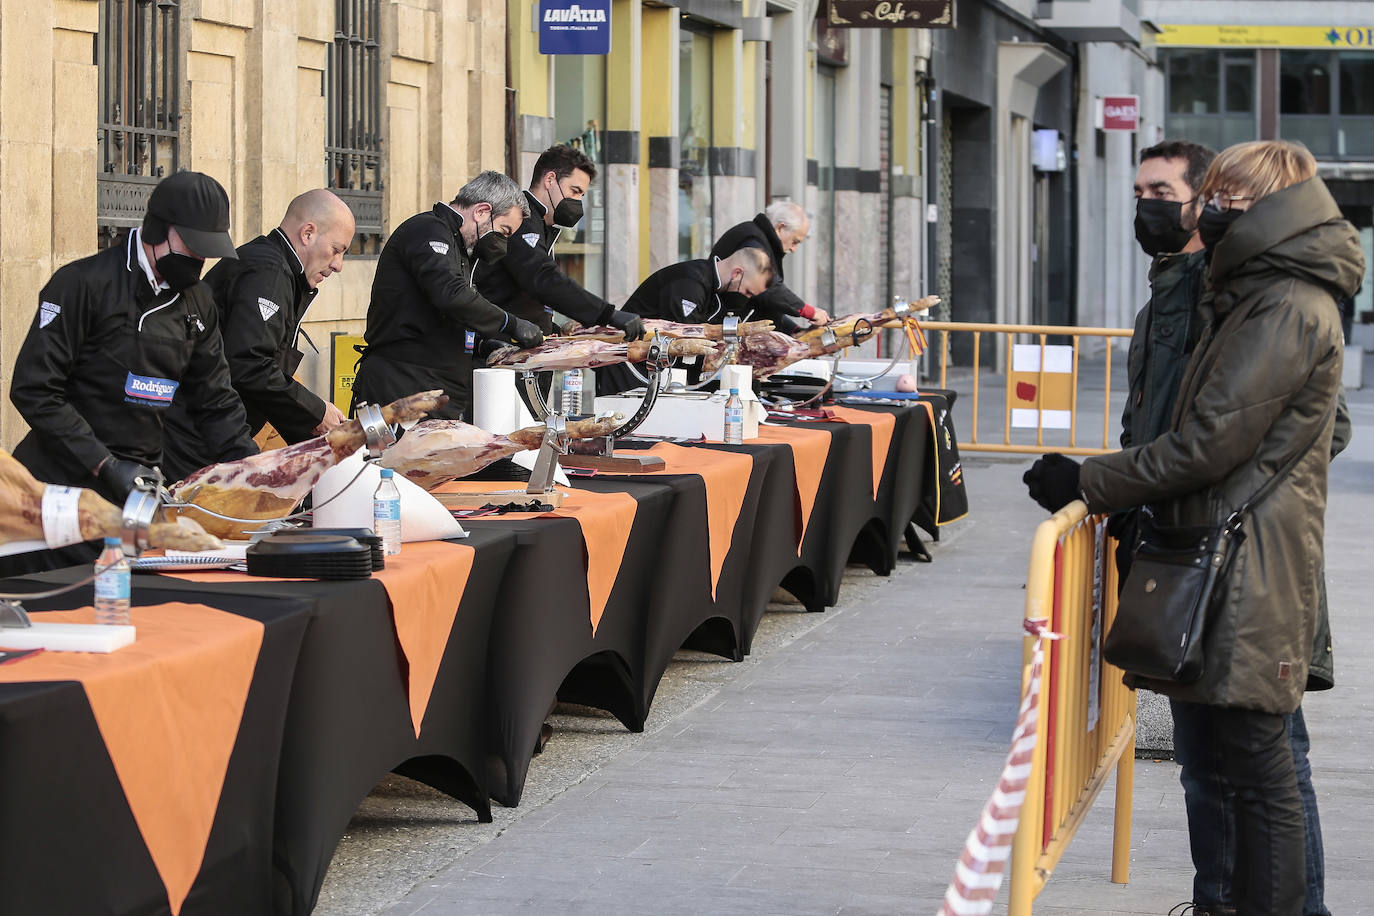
{"left": 0, "top": 401, "right": 949, "bottom": 914}
{"left": 0, "top": 572, "right": 311, "bottom": 916}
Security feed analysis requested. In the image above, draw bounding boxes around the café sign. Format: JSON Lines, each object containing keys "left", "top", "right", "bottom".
{"left": 826, "top": 0, "right": 954, "bottom": 29}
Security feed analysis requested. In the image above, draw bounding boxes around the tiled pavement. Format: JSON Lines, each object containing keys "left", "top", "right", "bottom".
{"left": 320, "top": 359, "right": 1374, "bottom": 916}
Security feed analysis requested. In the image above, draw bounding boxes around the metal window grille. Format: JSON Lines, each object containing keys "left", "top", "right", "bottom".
{"left": 328, "top": 0, "right": 384, "bottom": 254}
{"left": 97, "top": 0, "right": 181, "bottom": 248}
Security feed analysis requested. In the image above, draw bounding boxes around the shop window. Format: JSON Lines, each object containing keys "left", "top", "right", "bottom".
{"left": 1161, "top": 49, "right": 1256, "bottom": 152}
{"left": 1281, "top": 50, "right": 1374, "bottom": 159}
{"left": 551, "top": 55, "right": 607, "bottom": 298}
{"left": 328, "top": 0, "right": 384, "bottom": 254}
{"left": 97, "top": 0, "right": 181, "bottom": 248}
{"left": 679, "top": 24, "right": 714, "bottom": 260}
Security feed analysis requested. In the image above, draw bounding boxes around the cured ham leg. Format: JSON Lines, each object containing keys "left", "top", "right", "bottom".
{"left": 484, "top": 337, "right": 717, "bottom": 373}
{"left": 0, "top": 448, "right": 223, "bottom": 552}
{"left": 381, "top": 415, "right": 621, "bottom": 490}
{"left": 798, "top": 296, "right": 940, "bottom": 343}
{"left": 704, "top": 327, "right": 876, "bottom": 379}
{"left": 565, "top": 318, "right": 775, "bottom": 341}
{"left": 170, "top": 390, "right": 448, "bottom": 540}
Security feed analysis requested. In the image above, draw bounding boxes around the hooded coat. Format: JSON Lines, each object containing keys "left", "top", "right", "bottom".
{"left": 1080, "top": 177, "right": 1363, "bottom": 714}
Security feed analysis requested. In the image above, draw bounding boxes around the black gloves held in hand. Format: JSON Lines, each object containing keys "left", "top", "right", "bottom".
{"left": 1022, "top": 453, "right": 1083, "bottom": 513}
{"left": 507, "top": 317, "right": 545, "bottom": 349}
{"left": 95, "top": 457, "right": 157, "bottom": 502}
{"left": 609, "top": 309, "right": 647, "bottom": 342}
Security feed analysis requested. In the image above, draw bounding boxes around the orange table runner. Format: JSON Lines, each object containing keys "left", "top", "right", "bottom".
{"left": 169, "top": 540, "right": 476, "bottom": 738}
{"left": 0, "top": 603, "right": 264, "bottom": 916}
{"left": 436, "top": 483, "right": 638, "bottom": 635}
{"left": 372, "top": 541, "right": 476, "bottom": 736}
{"left": 597, "top": 443, "right": 753, "bottom": 598}
{"left": 755, "top": 424, "right": 832, "bottom": 552}
{"left": 828, "top": 406, "right": 897, "bottom": 499}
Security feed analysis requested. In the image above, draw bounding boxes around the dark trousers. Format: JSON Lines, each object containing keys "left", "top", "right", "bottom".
{"left": 1171, "top": 700, "right": 1312, "bottom": 916}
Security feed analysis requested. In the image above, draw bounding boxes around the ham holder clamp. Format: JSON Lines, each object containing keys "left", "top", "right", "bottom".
{"left": 509, "top": 317, "right": 748, "bottom": 473}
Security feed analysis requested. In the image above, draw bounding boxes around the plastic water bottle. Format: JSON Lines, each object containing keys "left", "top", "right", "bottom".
{"left": 561, "top": 369, "right": 583, "bottom": 415}
{"left": 94, "top": 536, "right": 131, "bottom": 626}
{"left": 724, "top": 387, "right": 744, "bottom": 444}
{"left": 373, "top": 468, "right": 402, "bottom": 556}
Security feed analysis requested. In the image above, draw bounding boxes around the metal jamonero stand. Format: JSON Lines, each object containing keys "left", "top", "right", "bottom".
{"left": 520, "top": 333, "right": 722, "bottom": 475}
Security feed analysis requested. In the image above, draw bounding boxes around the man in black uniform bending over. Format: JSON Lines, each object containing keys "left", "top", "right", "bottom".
{"left": 10, "top": 170, "right": 257, "bottom": 504}
{"left": 474, "top": 144, "right": 645, "bottom": 339}
{"left": 353, "top": 171, "right": 545, "bottom": 420}
{"left": 161, "top": 188, "right": 356, "bottom": 480}
{"left": 597, "top": 247, "right": 772, "bottom": 394}
{"left": 711, "top": 200, "right": 828, "bottom": 333}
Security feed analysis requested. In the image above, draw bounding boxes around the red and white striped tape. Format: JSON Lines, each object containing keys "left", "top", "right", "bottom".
{"left": 937, "top": 618, "right": 1061, "bottom": 916}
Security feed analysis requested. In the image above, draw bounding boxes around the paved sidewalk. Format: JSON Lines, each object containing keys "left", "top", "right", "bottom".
{"left": 321, "top": 366, "right": 1374, "bottom": 916}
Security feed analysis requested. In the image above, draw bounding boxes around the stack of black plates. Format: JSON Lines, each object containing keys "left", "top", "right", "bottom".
{"left": 246, "top": 534, "right": 374, "bottom": 580}
{"left": 271, "top": 527, "right": 386, "bottom": 570}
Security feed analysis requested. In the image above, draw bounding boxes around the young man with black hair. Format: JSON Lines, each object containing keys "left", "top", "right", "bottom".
{"left": 473, "top": 144, "right": 646, "bottom": 340}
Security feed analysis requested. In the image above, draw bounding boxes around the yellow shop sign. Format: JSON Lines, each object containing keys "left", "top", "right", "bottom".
{"left": 1156, "top": 24, "right": 1374, "bottom": 49}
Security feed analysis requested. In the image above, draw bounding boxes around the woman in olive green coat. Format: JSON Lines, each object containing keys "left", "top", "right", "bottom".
{"left": 1024, "top": 141, "right": 1363, "bottom": 916}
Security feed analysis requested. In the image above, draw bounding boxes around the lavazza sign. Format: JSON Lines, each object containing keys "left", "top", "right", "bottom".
{"left": 539, "top": 0, "right": 612, "bottom": 54}
{"left": 543, "top": 5, "right": 606, "bottom": 23}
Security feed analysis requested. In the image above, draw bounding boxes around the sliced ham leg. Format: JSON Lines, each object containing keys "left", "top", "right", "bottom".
{"left": 484, "top": 337, "right": 717, "bottom": 373}
{"left": 565, "top": 319, "right": 775, "bottom": 341}
{"left": 381, "top": 415, "right": 621, "bottom": 490}
{"left": 704, "top": 326, "right": 880, "bottom": 378}
{"left": 169, "top": 390, "right": 448, "bottom": 540}
{"left": 0, "top": 448, "right": 223, "bottom": 552}
{"left": 798, "top": 296, "right": 940, "bottom": 343}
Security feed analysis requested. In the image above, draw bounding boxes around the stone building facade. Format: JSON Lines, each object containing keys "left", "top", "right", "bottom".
{"left": 0, "top": 0, "right": 508, "bottom": 449}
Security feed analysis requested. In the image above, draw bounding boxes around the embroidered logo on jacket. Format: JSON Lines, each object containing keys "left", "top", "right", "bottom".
{"left": 681, "top": 299, "right": 698, "bottom": 317}
{"left": 430, "top": 240, "right": 450, "bottom": 256}
{"left": 522, "top": 232, "right": 541, "bottom": 248}
{"left": 124, "top": 372, "right": 180, "bottom": 405}
{"left": 258, "top": 298, "right": 280, "bottom": 321}
{"left": 39, "top": 301, "right": 61, "bottom": 328}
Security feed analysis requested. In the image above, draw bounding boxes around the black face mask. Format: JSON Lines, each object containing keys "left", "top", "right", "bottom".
{"left": 1134, "top": 198, "right": 1194, "bottom": 257}
{"left": 1197, "top": 203, "right": 1244, "bottom": 253}
{"left": 155, "top": 251, "right": 205, "bottom": 291}
{"left": 549, "top": 180, "right": 584, "bottom": 229}
{"left": 475, "top": 212, "right": 508, "bottom": 263}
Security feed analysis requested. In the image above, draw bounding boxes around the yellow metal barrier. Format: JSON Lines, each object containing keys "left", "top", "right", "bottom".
{"left": 1009, "top": 500, "right": 1135, "bottom": 915}
{"left": 921, "top": 321, "right": 1134, "bottom": 456}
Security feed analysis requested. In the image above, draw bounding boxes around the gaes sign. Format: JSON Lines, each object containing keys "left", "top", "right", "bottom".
{"left": 1101, "top": 95, "right": 1139, "bottom": 132}
{"left": 539, "top": 0, "right": 612, "bottom": 55}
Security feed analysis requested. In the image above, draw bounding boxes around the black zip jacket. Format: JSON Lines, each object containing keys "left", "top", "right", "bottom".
{"left": 161, "top": 230, "right": 326, "bottom": 477}
{"left": 9, "top": 231, "right": 256, "bottom": 488}
{"left": 711, "top": 213, "right": 808, "bottom": 319}
{"left": 472, "top": 190, "right": 614, "bottom": 332}
{"left": 623, "top": 259, "right": 724, "bottom": 322}
{"left": 363, "top": 203, "right": 515, "bottom": 364}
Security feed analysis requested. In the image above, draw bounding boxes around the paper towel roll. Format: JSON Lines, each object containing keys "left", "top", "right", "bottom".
{"left": 473, "top": 368, "right": 518, "bottom": 433}
{"left": 312, "top": 452, "right": 466, "bottom": 542}
{"left": 721, "top": 364, "right": 755, "bottom": 397}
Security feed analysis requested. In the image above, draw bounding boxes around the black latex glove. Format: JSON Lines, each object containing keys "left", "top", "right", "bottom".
{"left": 609, "top": 309, "right": 646, "bottom": 342}
{"left": 506, "top": 317, "right": 545, "bottom": 349}
{"left": 476, "top": 337, "right": 509, "bottom": 359}
{"left": 1022, "top": 453, "right": 1083, "bottom": 513}
{"left": 95, "top": 457, "right": 157, "bottom": 502}
{"left": 778, "top": 313, "right": 811, "bottom": 336}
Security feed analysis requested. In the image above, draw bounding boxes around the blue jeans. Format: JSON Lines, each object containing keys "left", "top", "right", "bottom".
{"left": 1172, "top": 701, "right": 1329, "bottom": 916}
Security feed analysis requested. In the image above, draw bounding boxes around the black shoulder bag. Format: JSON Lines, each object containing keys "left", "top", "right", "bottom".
{"left": 1102, "top": 413, "right": 1331, "bottom": 684}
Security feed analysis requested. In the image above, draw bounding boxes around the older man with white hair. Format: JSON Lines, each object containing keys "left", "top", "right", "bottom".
{"left": 710, "top": 199, "right": 829, "bottom": 332}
